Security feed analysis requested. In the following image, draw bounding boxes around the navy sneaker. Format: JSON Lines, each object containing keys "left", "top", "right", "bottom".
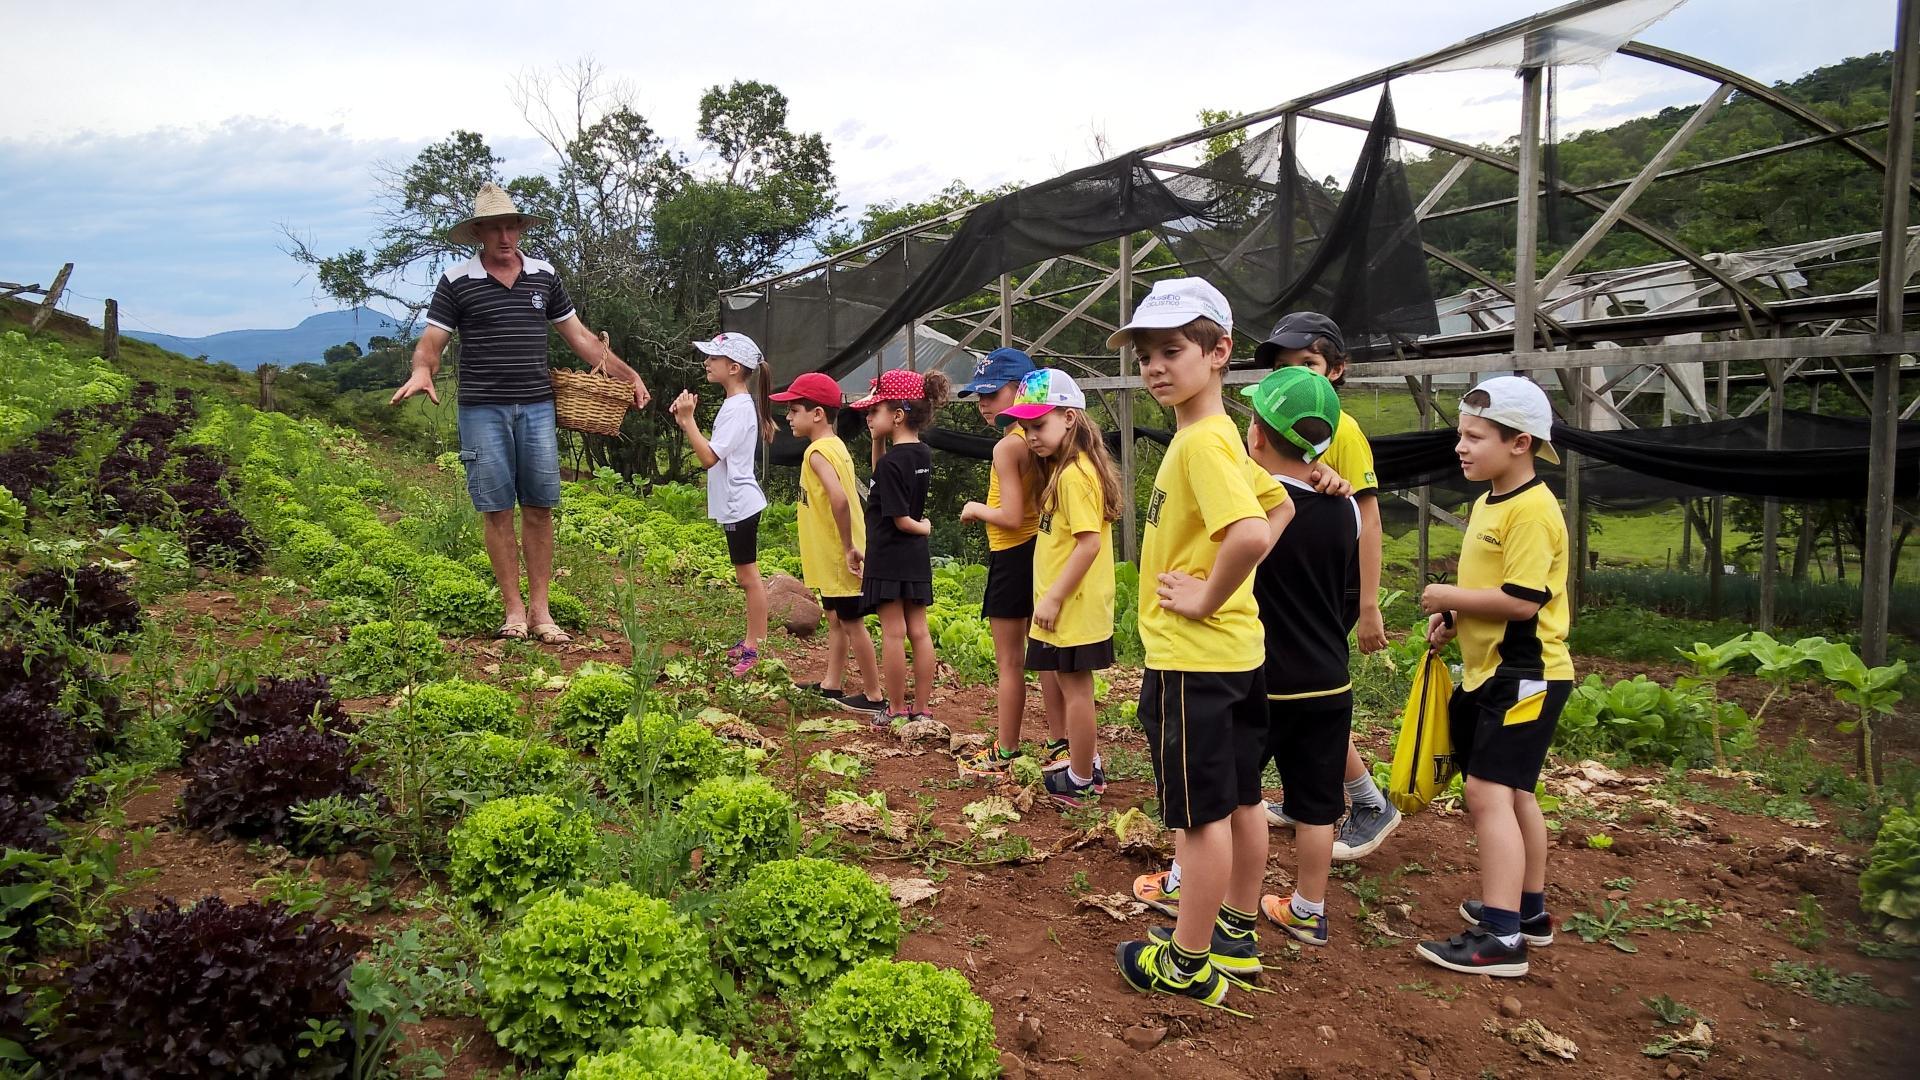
{"left": 1459, "top": 900, "right": 1554, "bottom": 947}
{"left": 1043, "top": 767, "right": 1099, "bottom": 808}
{"left": 1415, "top": 928, "right": 1528, "bottom": 978}
{"left": 1331, "top": 801, "right": 1402, "bottom": 861}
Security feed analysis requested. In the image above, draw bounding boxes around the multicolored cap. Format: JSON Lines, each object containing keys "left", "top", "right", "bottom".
{"left": 846, "top": 368, "right": 926, "bottom": 410}
{"left": 996, "top": 368, "right": 1087, "bottom": 427}
{"left": 1239, "top": 366, "right": 1342, "bottom": 462}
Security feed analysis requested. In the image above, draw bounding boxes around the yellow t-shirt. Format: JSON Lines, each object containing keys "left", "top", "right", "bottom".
{"left": 1138, "top": 414, "right": 1286, "bottom": 672}
{"left": 1319, "top": 409, "right": 1378, "bottom": 494}
{"left": 1031, "top": 456, "right": 1115, "bottom": 649}
{"left": 1455, "top": 477, "right": 1575, "bottom": 691}
{"left": 985, "top": 425, "right": 1041, "bottom": 551}
{"left": 797, "top": 436, "right": 866, "bottom": 598}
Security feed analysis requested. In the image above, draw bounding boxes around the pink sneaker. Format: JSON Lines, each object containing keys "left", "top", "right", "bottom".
{"left": 729, "top": 647, "right": 760, "bottom": 676}
{"left": 726, "top": 639, "right": 749, "bottom": 661}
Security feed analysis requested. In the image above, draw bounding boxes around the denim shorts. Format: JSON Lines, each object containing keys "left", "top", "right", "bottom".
{"left": 457, "top": 400, "right": 562, "bottom": 512}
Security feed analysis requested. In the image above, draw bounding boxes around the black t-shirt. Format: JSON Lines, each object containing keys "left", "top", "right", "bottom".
{"left": 424, "top": 255, "right": 577, "bottom": 406}
{"left": 864, "top": 441, "right": 933, "bottom": 583}
{"left": 1254, "top": 476, "right": 1361, "bottom": 697}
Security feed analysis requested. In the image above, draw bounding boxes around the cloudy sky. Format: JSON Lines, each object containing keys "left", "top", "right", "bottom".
{"left": 0, "top": 0, "right": 1898, "bottom": 337}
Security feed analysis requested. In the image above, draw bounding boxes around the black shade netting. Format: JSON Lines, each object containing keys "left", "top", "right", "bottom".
{"left": 1156, "top": 88, "right": 1439, "bottom": 344}
{"left": 724, "top": 89, "right": 1438, "bottom": 378}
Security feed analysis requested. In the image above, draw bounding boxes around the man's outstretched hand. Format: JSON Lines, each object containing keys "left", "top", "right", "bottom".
{"left": 391, "top": 368, "right": 439, "bottom": 405}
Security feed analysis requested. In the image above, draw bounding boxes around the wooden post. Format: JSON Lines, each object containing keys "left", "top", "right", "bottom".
{"left": 103, "top": 299, "right": 120, "bottom": 362}
{"left": 1793, "top": 382, "right": 1821, "bottom": 580}
{"left": 1759, "top": 357, "right": 1784, "bottom": 630}
{"left": 1513, "top": 66, "right": 1543, "bottom": 359}
{"left": 1416, "top": 374, "right": 1433, "bottom": 587}
{"left": 1116, "top": 234, "right": 1139, "bottom": 564}
{"left": 1569, "top": 361, "right": 1590, "bottom": 618}
{"left": 257, "top": 365, "right": 278, "bottom": 412}
{"left": 998, "top": 274, "right": 1014, "bottom": 349}
{"left": 905, "top": 319, "right": 917, "bottom": 372}
{"left": 28, "top": 262, "right": 72, "bottom": 334}
{"left": 1862, "top": 0, "right": 1917, "bottom": 676}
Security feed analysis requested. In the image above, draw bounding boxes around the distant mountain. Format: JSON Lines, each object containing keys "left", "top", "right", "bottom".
{"left": 126, "top": 307, "right": 404, "bottom": 370}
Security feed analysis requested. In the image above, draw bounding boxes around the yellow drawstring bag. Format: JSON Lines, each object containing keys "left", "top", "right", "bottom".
{"left": 1387, "top": 649, "right": 1457, "bottom": 814}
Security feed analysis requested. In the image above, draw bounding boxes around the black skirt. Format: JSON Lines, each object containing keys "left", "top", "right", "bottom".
{"left": 1025, "top": 636, "right": 1116, "bottom": 673}
{"left": 861, "top": 576, "right": 934, "bottom": 612}
{"left": 980, "top": 537, "right": 1037, "bottom": 620}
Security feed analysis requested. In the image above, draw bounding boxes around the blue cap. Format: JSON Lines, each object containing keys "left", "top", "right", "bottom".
{"left": 956, "top": 347, "right": 1036, "bottom": 397}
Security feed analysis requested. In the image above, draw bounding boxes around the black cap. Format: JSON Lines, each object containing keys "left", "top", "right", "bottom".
{"left": 1254, "top": 312, "right": 1345, "bottom": 367}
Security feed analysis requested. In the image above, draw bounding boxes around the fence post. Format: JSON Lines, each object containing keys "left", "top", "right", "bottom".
{"left": 28, "top": 262, "right": 73, "bottom": 334}
{"left": 103, "top": 299, "right": 120, "bottom": 361}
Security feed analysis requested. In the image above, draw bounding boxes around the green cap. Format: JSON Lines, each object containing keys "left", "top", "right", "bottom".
{"left": 1239, "top": 367, "right": 1341, "bottom": 462}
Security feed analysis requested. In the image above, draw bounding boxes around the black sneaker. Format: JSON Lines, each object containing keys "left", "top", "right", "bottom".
{"left": 1148, "top": 924, "right": 1264, "bottom": 987}
{"left": 1414, "top": 928, "right": 1529, "bottom": 978}
{"left": 1043, "top": 767, "right": 1099, "bottom": 808}
{"left": 837, "top": 692, "right": 886, "bottom": 715}
{"left": 1459, "top": 900, "right": 1554, "bottom": 947}
{"left": 813, "top": 686, "right": 847, "bottom": 705}
{"left": 1115, "top": 938, "right": 1230, "bottom": 1007}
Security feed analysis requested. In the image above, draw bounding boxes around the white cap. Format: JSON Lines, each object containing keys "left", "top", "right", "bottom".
{"left": 1460, "top": 375, "right": 1560, "bottom": 464}
{"left": 1106, "top": 278, "right": 1234, "bottom": 349}
{"left": 692, "top": 332, "right": 763, "bottom": 369}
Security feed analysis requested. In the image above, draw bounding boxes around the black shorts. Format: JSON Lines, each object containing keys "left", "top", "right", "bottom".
{"left": 723, "top": 512, "right": 761, "bottom": 566}
{"left": 821, "top": 594, "right": 864, "bottom": 621}
{"left": 981, "top": 538, "right": 1036, "bottom": 620}
{"left": 1025, "top": 637, "right": 1114, "bottom": 673}
{"left": 1138, "top": 667, "right": 1267, "bottom": 830}
{"left": 1449, "top": 676, "right": 1572, "bottom": 792}
{"left": 1263, "top": 690, "right": 1353, "bottom": 827}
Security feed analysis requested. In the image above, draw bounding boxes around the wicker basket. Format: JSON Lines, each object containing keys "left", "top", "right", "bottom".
{"left": 551, "top": 332, "right": 633, "bottom": 437}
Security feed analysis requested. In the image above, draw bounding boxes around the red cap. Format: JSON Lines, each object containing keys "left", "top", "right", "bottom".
{"left": 847, "top": 368, "right": 925, "bottom": 410}
{"left": 769, "top": 371, "right": 843, "bottom": 409}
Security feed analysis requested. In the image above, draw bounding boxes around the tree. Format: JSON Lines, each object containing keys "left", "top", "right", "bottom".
{"left": 284, "top": 62, "right": 840, "bottom": 485}
{"left": 323, "top": 341, "right": 362, "bottom": 365}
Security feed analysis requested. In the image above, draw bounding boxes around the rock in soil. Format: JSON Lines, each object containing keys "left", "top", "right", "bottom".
{"left": 765, "top": 573, "right": 823, "bottom": 636}
{"left": 998, "top": 1051, "right": 1028, "bottom": 1080}
{"left": 1122, "top": 1024, "right": 1169, "bottom": 1052}
{"left": 1499, "top": 995, "right": 1525, "bottom": 1018}
{"left": 1016, "top": 1014, "right": 1043, "bottom": 1051}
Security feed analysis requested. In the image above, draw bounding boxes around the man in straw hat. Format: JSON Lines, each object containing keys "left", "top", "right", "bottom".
{"left": 393, "top": 182, "right": 652, "bottom": 644}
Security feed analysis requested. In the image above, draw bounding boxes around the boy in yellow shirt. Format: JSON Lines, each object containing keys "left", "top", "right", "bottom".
{"left": 1418, "top": 376, "right": 1574, "bottom": 978}
{"left": 1110, "top": 279, "right": 1290, "bottom": 1006}
{"left": 772, "top": 372, "right": 885, "bottom": 714}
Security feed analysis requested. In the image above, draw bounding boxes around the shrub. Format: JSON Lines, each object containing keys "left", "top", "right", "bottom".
{"left": 554, "top": 672, "right": 637, "bottom": 743}
{"left": 793, "top": 958, "right": 999, "bottom": 1080}
{"left": 407, "top": 678, "right": 522, "bottom": 736}
{"left": 600, "top": 712, "right": 737, "bottom": 802}
{"left": 448, "top": 795, "right": 595, "bottom": 912}
{"left": 329, "top": 619, "right": 449, "bottom": 694}
{"left": 196, "top": 674, "right": 350, "bottom": 744}
{"left": 447, "top": 732, "right": 577, "bottom": 798}
{"left": 10, "top": 564, "right": 142, "bottom": 641}
{"left": 1553, "top": 673, "right": 1752, "bottom": 767}
{"left": 571, "top": 1028, "right": 767, "bottom": 1080}
{"left": 1861, "top": 804, "right": 1920, "bottom": 944}
{"left": 42, "top": 897, "right": 362, "bottom": 1078}
{"left": 681, "top": 775, "right": 797, "bottom": 885}
{"left": 723, "top": 858, "right": 900, "bottom": 998}
{"left": 179, "top": 727, "right": 379, "bottom": 850}
{"left": 0, "top": 687, "right": 91, "bottom": 804}
{"left": 481, "top": 883, "right": 714, "bottom": 1063}
{"left": 418, "top": 572, "right": 500, "bottom": 638}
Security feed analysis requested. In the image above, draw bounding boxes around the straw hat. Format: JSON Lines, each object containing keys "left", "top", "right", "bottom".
{"left": 447, "top": 183, "right": 549, "bottom": 247}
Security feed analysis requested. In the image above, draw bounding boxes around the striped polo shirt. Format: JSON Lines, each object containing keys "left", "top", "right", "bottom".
{"left": 425, "top": 255, "right": 577, "bottom": 405}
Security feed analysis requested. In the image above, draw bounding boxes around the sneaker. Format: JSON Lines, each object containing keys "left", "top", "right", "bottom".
{"left": 1259, "top": 894, "right": 1329, "bottom": 947}
{"left": 1132, "top": 870, "right": 1179, "bottom": 917}
{"left": 1148, "top": 924, "right": 1263, "bottom": 986}
{"left": 1038, "top": 739, "right": 1071, "bottom": 772}
{"left": 1414, "top": 928, "right": 1529, "bottom": 978}
{"left": 1331, "top": 801, "right": 1402, "bottom": 862}
{"left": 1115, "top": 938, "right": 1229, "bottom": 1007}
{"left": 837, "top": 692, "right": 887, "bottom": 715}
{"left": 1265, "top": 800, "right": 1297, "bottom": 829}
{"left": 879, "top": 710, "right": 911, "bottom": 730}
{"left": 729, "top": 647, "right": 760, "bottom": 677}
{"left": 958, "top": 744, "right": 1019, "bottom": 777}
{"left": 909, "top": 711, "right": 935, "bottom": 726}
{"left": 1459, "top": 900, "right": 1554, "bottom": 947}
{"left": 1043, "top": 767, "right": 1099, "bottom": 808}
{"left": 812, "top": 686, "right": 847, "bottom": 705}
{"left": 726, "top": 639, "right": 749, "bottom": 661}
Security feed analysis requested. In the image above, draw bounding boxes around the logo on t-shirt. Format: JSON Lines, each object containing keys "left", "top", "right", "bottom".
{"left": 1478, "top": 532, "right": 1501, "bottom": 547}
{"left": 1038, "top": 512, "right": 1054, "bottom": 535}
{"left": 531, "top": 292, "right": 546, "bottom": 311}
{"left": 1146, "top": 487, "right": 1166, "bottom": 527}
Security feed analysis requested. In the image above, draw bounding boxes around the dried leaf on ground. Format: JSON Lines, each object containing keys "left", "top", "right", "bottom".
{"left": 896, "top": 718, "right": 952, "bottom": 745}
{"left": 1484, "top": 1018, "right": 1579, "bottom": 1063}
{"left": 798, "top": 716, "right": 863, "bottom": 735}
{"left": 1078, "top": 893, "right": 1148, "bottom": 920}
{"left": 1111, "top": 806, "right": 1169, "bottom": 855}
{"left": 871, "top": 873, "right": 941, "bottom": 907}
{"left": 822, "top": 797, "right": 906, "bottom": 841}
